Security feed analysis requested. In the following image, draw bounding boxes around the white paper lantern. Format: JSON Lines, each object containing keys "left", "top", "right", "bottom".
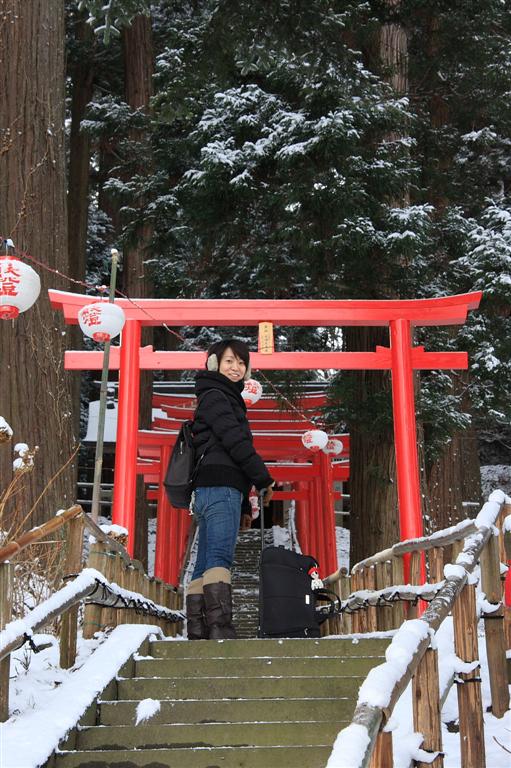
{"left": 322, "top": 438, "right": 344, "bottom": 456}
{"left": 78, "top": 301, "right": 126, "bottom": 342}
{"left": 242, "top": 378, "right": 263, "bottom": 406}
{"left": 0, "top": 257, "right": 41, "bottom": 320}
{"left": 301, "top": 429, "right": 329, "bottom": 452}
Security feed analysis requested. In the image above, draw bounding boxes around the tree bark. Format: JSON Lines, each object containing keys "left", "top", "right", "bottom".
{"left": 67, "top": 12, "right": 94, "bottom": 283}
{"left": 121, "top": 14, "right": 154, "bottom": 567}
{"left": 0, "top": 0, "right": 77, "bottom": 528}
{"left": 421, "top": 16, "right": 482, "bottom": 525}
{"left": 348, "top": 1, "right": 410, "bottom": 564}
{"left": 345, "top": 328, "right": 399, "bottom": 565}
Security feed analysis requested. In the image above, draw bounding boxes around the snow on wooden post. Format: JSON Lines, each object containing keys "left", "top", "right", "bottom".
{"left": 412, "top": 648, "right": 444, "bottom": 768}
{"left": 479, "top": 532, "right": 510, "bottom": 717}
{"left": 452, "top": 583, "right": 486, "bottom": 768}
{"left": 0, "top": 562, "right": 12, "bottom": 721}
{"left": 59, "top": 514, "right": 85, "bottom": 669}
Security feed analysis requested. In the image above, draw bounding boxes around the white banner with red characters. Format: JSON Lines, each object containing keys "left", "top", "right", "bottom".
{"left": 78, "top": 301, "right": 126, "bottom": 342}
{"left": 242, "top": 378, "right": 263, "bottom": 405}
{"left": 0, "top": 257, "right": 41, "bottom": 319}
{"left": 301, "top": 429, "right": 329, "bottom": 452}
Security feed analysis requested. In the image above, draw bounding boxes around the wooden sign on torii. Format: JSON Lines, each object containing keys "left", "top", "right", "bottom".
{"left": 49, "top": 289, "right": 482, "bottom": 574}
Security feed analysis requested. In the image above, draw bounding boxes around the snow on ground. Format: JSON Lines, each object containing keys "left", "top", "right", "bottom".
{"left": 390, "top": 618, "right": 511, "bottom": 767}
{"left": 1, "top": 625, "right": 170, "bottom": 768}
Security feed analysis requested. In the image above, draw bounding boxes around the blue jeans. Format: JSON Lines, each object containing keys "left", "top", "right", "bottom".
{"left": 191, "top": 486, "right": 243, "bottom": 580}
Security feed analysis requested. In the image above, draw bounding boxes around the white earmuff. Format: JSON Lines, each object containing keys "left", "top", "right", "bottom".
{"left": 206, "top": 353, "right": 219, "bottom": 372}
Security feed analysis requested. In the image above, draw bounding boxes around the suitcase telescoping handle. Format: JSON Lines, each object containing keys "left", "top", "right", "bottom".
{"left": 259, "top": 488, "right": 266, "bottom": 554}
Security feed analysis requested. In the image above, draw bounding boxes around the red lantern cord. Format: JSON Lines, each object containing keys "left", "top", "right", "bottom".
{"left": 8, "top": 244, "right": 185, "bottom": 344}
{"left": 4, "top": 241, "right": 331, "bottom": 428}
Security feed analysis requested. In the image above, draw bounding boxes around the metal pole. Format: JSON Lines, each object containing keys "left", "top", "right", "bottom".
{"left": 91, "top": 249, "right": 119, "bottom": 522}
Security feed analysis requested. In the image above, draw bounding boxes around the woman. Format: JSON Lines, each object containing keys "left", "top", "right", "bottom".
{"left": 187, "top": 339, "right": 275, "bottom": 640}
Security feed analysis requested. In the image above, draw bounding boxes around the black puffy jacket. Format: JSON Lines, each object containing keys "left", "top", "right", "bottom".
{"left": 192, "top": 371, "right": 273, "bottom": 496}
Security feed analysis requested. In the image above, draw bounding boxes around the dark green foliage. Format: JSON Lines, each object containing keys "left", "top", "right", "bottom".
{"left": 70, "top": 0, "right": 511, "bottom": 460}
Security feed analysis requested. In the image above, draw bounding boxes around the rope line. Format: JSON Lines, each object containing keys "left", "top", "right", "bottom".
{"left": 4, "top": 243, "right": 329, "bottom": 427}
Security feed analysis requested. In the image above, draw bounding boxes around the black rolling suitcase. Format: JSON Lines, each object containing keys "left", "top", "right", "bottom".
{"left": 256, "top": 490, "right": 341, "bottom": 638}
{"left": 258, "top": 546, "right": 328, "bottom": 638}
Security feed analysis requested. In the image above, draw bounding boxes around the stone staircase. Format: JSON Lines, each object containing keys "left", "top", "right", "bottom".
{"left": 231, "top": 528, "right": 271, "bottom": 638}
{"left": 52, "top": 635, "right": 389, "bottom": 768}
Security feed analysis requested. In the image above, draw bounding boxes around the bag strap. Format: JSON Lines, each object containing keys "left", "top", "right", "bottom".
{"left": 314, "top": 587, "right": 343, "bottom": 622}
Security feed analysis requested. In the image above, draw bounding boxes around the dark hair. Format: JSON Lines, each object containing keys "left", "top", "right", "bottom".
{"left": 207, "top": 338, "right": 250, "bottom": 368}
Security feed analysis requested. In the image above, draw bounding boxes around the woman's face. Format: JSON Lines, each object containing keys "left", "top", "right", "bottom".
{"left": 219, "top": 347, "right": 247, "bottom": 382}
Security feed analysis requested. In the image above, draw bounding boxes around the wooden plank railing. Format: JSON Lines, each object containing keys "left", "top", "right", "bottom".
{"left": 0, "top": 504, "right": 184, "bottom": 723}
{"left": 324, "top": 490, "right": 510, "bottom": 768}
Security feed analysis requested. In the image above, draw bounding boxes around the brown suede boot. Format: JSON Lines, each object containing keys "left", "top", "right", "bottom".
{"left": 185, "top": 593, "right": 208, "bottom": 640}
{"left": 203, "top": 582, "right": 237, "bottom": 640}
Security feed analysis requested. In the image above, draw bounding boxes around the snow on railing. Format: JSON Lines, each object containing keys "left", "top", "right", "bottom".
{"left": 326, "top": 490, "right": 510, "bottom": 768}
{"left": 0, "top": 567, "right": 184, "bottom": 662}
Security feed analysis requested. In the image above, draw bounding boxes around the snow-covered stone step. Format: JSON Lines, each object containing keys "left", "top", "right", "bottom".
{"left": 54, "top": 744, "right": 333, "bottom": 768}
{"left": 117, "top": 674, "right": 367, "bottom": 700}
{"left": 149, "top": 636, "right": 390, "bottom": 658}
{"left": 99, "top": 696, "right": 357, "bottom": 726}
{"left": 134, "top": 655, "right": 382, "bottom": 678}
{"left": 73, "top": 720, "right": 346, "bottom": 751}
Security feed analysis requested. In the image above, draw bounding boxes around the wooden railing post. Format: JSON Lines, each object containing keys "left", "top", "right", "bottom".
{"left": 83, "top": 541, "right": 107, "bottom": 639}
{"left": 369, "top": 730, "right": 393, "bottom": 768}
{"left": 391, "top": 556, "right": 405, "bottom": 628}
{"left": 479, "top": 532, "right": 509, "bottom": 717}
{"left": 340, "top": 574, "right": 352, "bottom": 634}
{"left": 428, "top": 546, "right": 444, "bottom": 584}
{"left": 412, "top": 648, "right": 444, "bottom": 767}
{"left": 452, "top": 583, "right": 485, "bottom": 768}
{"left": 351, "top": 570, "right": 361, "bottom": 634}
{"left": 0, "top": 562, "right": 13, "bottom": 721}
{"left": 407, "top": 550, "right": 423, "bottom": 618}
{"left": 500, "top": 503, "right": 511, "bottom": 648}
{"left": 366, "top": 566, "right": 377, "bottom": 632}
{"left": 60, "top": 514, "right": 84, "bottom": 669}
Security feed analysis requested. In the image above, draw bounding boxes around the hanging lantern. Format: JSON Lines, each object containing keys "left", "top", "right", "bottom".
{"left": 322, "top": 438, "right": 344, "bottom": 456}
{"left": 301, "top": 429, "right": 329, "bottom": 452}
{"left": 78, "top": 301, "right": 125, "bottom": 342}
{"left": 0, "top": 256, "right": 41, "bottom": 320}
{"left": 242, "top": 378, "right": 263, "bottom": 406}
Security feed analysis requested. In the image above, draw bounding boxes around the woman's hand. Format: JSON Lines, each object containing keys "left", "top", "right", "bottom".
{"left": 263, "top": 482, "right": 275, "bottom": 507}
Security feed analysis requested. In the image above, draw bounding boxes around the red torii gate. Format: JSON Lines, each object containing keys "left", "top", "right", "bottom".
{"left": 49, "top": 290, "right": 482, "bottom": 580}
{"left": 138, "top": 399, "right": 349, "bottom": 583}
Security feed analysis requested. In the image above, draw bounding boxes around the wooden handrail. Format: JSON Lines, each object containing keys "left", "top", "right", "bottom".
{"left": 336, "top": 490, "right": 508, "bottom": 768}
{"left": 349, "top": 518, "right": 476, "bottom": 574}
{"left": 0, "top": 505, "right": 83, "bottom": 563}
{"left": 0, "top": 505, "right": 133, "bottom": 568}
{"left": 0, "top": 568, "right": 184, "bottom": 663}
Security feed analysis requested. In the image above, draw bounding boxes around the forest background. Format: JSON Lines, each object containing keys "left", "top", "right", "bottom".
{"left": 0, "top": 0, "right": 510, "bottom": 567}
